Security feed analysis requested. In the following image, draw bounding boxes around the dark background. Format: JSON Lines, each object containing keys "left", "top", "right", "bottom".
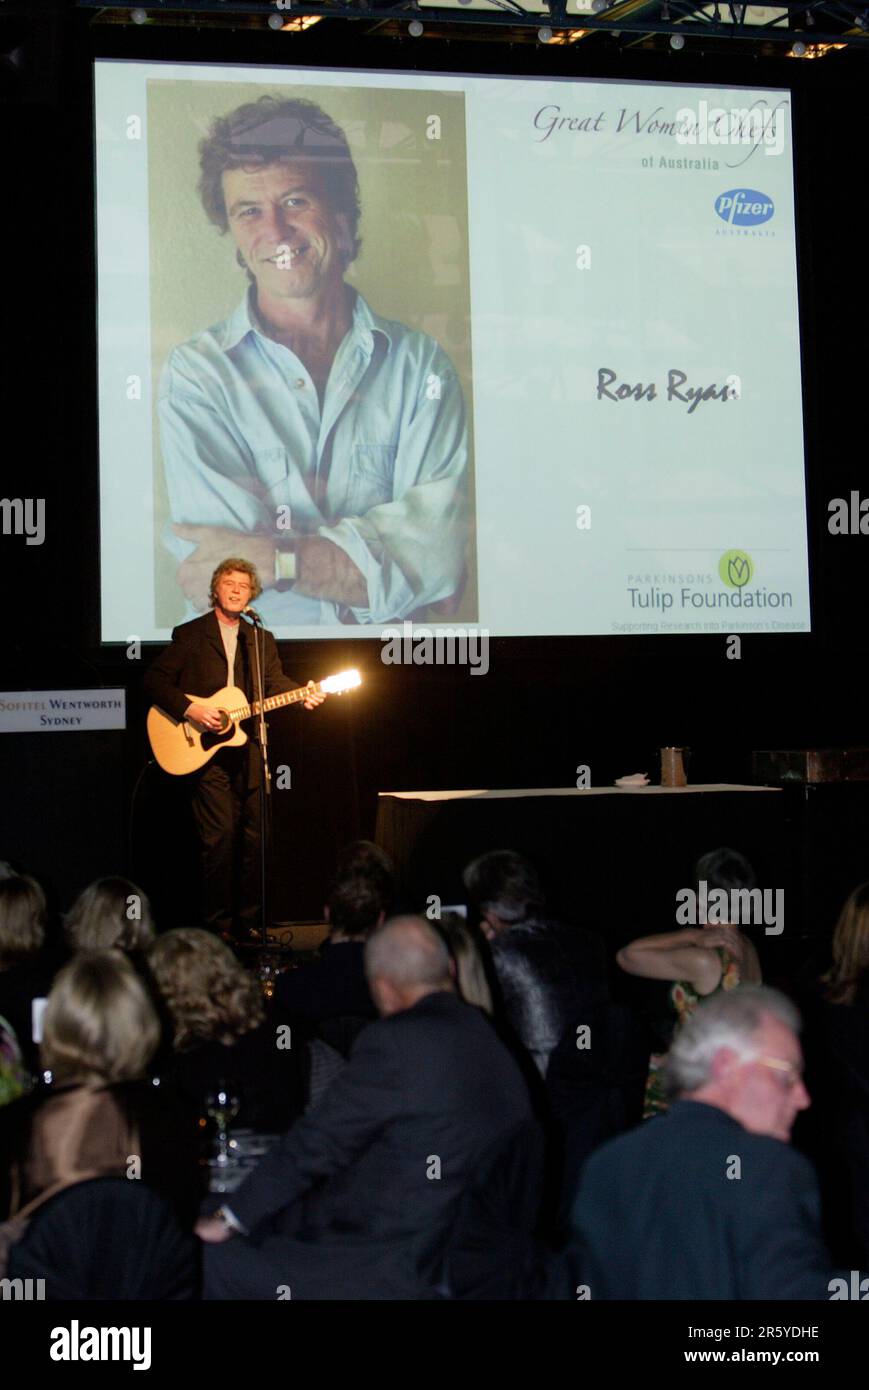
{"left": 1, "top": 8, "right": 866, "bottom": 953}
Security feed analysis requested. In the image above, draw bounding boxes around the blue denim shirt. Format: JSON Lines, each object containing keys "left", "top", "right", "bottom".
{"left": 158, "top": 287, "right": 469, "bottom": 627}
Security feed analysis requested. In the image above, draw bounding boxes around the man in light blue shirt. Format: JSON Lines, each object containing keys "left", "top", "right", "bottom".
{"left": 158, "top": 94, "right": 470, "bottom": 629}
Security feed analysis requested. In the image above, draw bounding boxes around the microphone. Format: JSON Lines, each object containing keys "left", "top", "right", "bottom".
{"left": 241, "top": 606, "right": 263, "bottom": 624}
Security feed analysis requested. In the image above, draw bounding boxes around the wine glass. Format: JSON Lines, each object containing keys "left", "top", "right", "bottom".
{"left": 205, "top": 1082, "right": 241, "bottom": 1166}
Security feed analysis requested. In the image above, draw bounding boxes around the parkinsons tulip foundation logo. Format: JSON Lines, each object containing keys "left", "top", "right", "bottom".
{"left": 718, "top": 550, "right": 753, "bottom": 589}
{"left": 625, "top": 550, "right": 796, "bottom": 619}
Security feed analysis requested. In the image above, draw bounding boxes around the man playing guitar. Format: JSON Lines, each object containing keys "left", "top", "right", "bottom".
{"left": 144, "top": 557, "right": 325, "bottom": 943}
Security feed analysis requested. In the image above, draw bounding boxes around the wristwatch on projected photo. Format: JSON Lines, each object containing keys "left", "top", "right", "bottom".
{"left": 274, "top": 536, "right": 297, "bottom": 585}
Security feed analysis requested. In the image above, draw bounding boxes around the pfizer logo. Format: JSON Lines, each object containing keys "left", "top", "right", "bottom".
{"left": 714, "top": 190, "right": 775, "bottom": 227}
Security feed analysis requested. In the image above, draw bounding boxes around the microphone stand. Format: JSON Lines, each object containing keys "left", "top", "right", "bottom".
{"left": 243, "top": 610, "right": 271, "bottom": 949}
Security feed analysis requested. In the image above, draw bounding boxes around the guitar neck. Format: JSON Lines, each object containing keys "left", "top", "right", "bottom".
{"left": 230, "top": 686, "right": 312, "bottom": 722}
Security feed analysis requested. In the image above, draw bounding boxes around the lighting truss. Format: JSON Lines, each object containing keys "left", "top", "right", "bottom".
{"left": 74, "top": 0, "right": 869, "bottom": 51}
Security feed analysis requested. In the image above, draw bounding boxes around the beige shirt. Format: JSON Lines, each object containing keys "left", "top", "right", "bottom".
{"left": 218, "top": 618, "right": 239, "bottom": 687}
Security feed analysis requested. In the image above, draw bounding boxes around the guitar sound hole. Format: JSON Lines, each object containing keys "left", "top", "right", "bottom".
{"left": 201, "top": 712, "right": 233, "bottom": 752}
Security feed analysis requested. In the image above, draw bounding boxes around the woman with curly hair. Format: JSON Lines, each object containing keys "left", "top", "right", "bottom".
{"left": 147, "top": 929, "right": 304, "bottom": 1133}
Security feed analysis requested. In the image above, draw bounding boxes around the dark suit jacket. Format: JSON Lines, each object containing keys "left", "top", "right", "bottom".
{"left": 490, "top": 917, "right": 608, "bottom": 1077}
{"left": 568, "top": 1099, "right": 833, "bottom": 1300}
{"left": 228, "top": 990, "right": 534, "bottom": 1296}
{"left": 144, "top": 610, "right": 298, "bottom": 725}
{"left": 274, "top": 939, "right": 377, "bottom": 1029}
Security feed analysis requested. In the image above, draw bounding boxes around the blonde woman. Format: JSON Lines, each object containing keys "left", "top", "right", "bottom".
{"left": 65, "top": 876, "right": 156, "bottom": 954}
{"left": 439, "top": 915, "right": 494, "bottom": 1015}
{"left": 0, "top": 951, "right": 201, "bottom": 1227}
{"left": 147, "top": 929, "right": 304, "bottom": 1132}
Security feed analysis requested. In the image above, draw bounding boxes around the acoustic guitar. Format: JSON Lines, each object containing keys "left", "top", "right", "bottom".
{"left": 147, "top": 669, "right": 361, "bottom": 775}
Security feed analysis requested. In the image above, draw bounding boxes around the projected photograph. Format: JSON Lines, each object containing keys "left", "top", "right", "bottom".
{"left": 96, "top": 63, "right": 810, "bottom": 641}
{"left": 146, "top": 79, "right": 477, "bottom": 632}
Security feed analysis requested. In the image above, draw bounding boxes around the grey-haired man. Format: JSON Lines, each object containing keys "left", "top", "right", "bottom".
{"left": 568, "top": 986, "right": 834, "bottom": 1300}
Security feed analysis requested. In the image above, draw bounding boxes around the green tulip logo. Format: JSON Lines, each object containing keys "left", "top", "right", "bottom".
{"left": 718, "top": 550, "right": 753, "bottom": 589}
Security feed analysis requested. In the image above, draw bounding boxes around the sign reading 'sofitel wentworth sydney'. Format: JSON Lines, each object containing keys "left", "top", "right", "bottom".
{"left": 0, "top": 690, "right": 126, "bottom": 733}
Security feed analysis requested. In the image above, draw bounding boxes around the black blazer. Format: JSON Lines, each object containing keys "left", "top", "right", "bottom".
{"left": 144, "top": 611, "right": 299, "bottom": 726}
{"left": 274, "top": 940, "right": 377, "bottom": 1028}
{"left": 568, "top": 1099, "right": 833, "bottom": 1300}
{"left": 227, "top": 991, "right": 535, "bottom": 1296}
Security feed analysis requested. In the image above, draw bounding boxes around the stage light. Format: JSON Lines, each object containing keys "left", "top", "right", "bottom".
{"left": 268, "top": 12, "right": 284, "bottom": 27}
{"left": 538, "top": 25, "right": 554, "bottom": 41}
{"left": 792, "top": 39, "right": 807, "bottom": 54}
{"left": 670, "top": 32, "right": 685, "bottom": 48}
{"left": 591, "top": 0, "right": 609, "bottom": 12}
{"left": 321, "top": 670, "right": 362, "bottom": 694}
{"left": 130, "top": 7, "right": 147, "bottom": 22}
{"left": 408, "top": 18, "right": 424, "bottom": 35}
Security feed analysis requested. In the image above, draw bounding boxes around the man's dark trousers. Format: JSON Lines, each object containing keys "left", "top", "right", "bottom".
{"left": 191, "top": 743, "right": 263, "bottom": 940}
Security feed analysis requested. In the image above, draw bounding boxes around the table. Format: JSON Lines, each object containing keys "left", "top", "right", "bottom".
{"left": 375, "top": 783, "right": 791, "bottom": 958}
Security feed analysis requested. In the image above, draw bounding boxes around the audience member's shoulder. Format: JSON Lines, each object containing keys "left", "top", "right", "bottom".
{"left": 498, "top": 915, "right": 587, "bottom": 944}
{"left": 580, "top": 1102, "right": 815, "bottom": 1191}
{"left": 735, "top": 1129, "right": 820, "bottom": 1187}
{"left": 495, "top": 916, "right": 598, "bottom": 963}
{"left": 577, "top": 1111, "right": 657, "bottom": 1186}
{"left": 356, "top": 992, "right": 470, "bottom": 1048}
{"left": 492, "top": 921, "right": 539, "bottom": 954}
{"left": 671, "top": 1103, "right": 819, "bottom": 1188}
{"left": 390, "top": 991, "right": 467, "bottom": 1028}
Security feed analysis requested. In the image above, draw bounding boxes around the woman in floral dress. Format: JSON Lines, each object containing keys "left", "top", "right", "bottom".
{"left": 618, "top": 921, "right": 762, "bottom": 1118}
